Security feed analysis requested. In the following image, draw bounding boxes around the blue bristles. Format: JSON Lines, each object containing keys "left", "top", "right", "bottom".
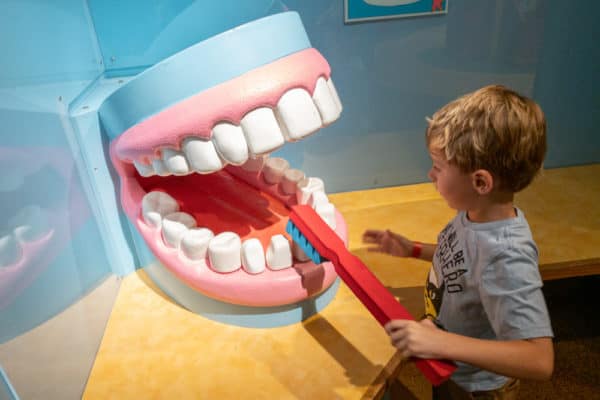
{"left": 286, "top": 220, "right": 327, "bottom": 265}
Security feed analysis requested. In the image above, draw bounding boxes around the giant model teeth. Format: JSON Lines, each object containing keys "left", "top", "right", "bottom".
{"left": 315, "top": 202, "right": 336, "bottom": 229}
{"left": 152, "top": 159, "right": 169, "bottom": 176}
{"left": 241, "top": 107, "right": 285, "bottom": 155}
{"left": 266, "top": 234, "right": 292, "bottom": 270}
{"left": 263, "top": 157, "right": 290, "bottom": 185}
{"left": 241, "top": 238, "right": 266, "bottom": 274}
{"left": 208, "top": 232, "right": 242, "bottom": 273}
{"left": 182, "top": 137, "right": 224, "bottom": 173}
{"left": 134, "top": 160, "right": 154, "bottom": 177}
{"left": 309, "top": 191, "right": 329, "bottom": 208}
{"left": 161, "top": 212, "right": 197, "bottom": 248}
{"left": 277, "top": 88, "right": 322, "bottom": 140}
{"left": 281, "top": 168, "right": 305, "bottom": 195}
{"left": 180, "top": 228, "right": 214, "bottom": 261}
{"left": 0, "top": 233, "right": 20, "bottom": 267}
{"left": 9, "top": 205, "right": 50, "bottom": 242}
{"left": 162, "top": 148, "right": 190, "bottom": 175}
{"left": 313, "top": 77, "right": 342, "bottom": 125}
{"left": 142, "top": 191, "right": 180, "bottom": 227}
{"left": 212, "top": 123, "right": 249, "bottom": 165}
{"left": 297, "top": 177, "right": 325, "bottom": 205}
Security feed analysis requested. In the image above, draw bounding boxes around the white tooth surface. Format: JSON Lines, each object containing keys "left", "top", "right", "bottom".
{"left": 277, "top": 88, "right": 322, "bottom": 140}
{"left": 263, "top": 157, "right": 289, "bottom": 185}
{"left": 327, "top": 78, "right": 343, "bottom": 113}
{"left": 181, "top": 228, "right": 214, "bottom": 261}
{"left": 142, "top": 191, "right": 179, "bottom": 228}
{"left": 0, "top": 233, "right": 20, "bottom": 267}
{"left": 161, "top": 212, "right": 197, "bottom": 248}
{"left": 162, "top": 148, "right": 189, "bottom": 175}
{"left": 212, "top": 123, "right": 249, "bottom": 165}
{"left": 291, "top": 241, "right": 311, "bottom": 262}
{"left": 281, "top": 168, "right": 305, "bottom": 195}
{"left": 9, "top": 205, "right": 50, "bottom": 242}
{"left": 241, "top": 238, "right": 266, "bottom": 274}
{"left": 315, "top": 203, "right": 336, "bottom": 229}
{"left": 241, "top": 108, "right": 285, "bottom": 155}
{"left": 208, "top": 232, "right": 242, "bottom": 273}
{"left": 240, "top": 156, "right": 265, "bottom": 172}
{"left": 133, "top": 160, "right": 155, "bottom": 177}
{"left": 296, "top": 177, "right": 325, "bottom": 205}
{"left": 266, "top": 234, "right": 292, "bottom": 270}
{"left": 152, "top": 159, "right": 170, "bottom": 176}
{"left": 182, "top": 137, "right": 224, "bottom": 173}
{"left": 312, "top": 77, "right": 341, "bottom": 125}
{"left": 309, "top": 191, "right": 329, "bottom": 209}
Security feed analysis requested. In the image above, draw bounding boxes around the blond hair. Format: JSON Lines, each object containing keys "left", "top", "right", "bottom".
{"left": 426, "top": 85, "right": 547, "bottom": 193}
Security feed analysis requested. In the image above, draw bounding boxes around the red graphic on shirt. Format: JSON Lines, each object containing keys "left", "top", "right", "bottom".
{"left": 432, "top": 0, "right": 444, "bottom": 11}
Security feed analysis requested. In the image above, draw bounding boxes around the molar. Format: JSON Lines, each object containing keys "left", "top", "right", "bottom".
{"left": 162, "top": 148, "right": 190, "bottom": 175}
{"left": 133, "top": 160, "right": 155, "bottom": 177}
{"left": 182, "top": 137, "right": 224, "bottom": 174}
{"left": 240, "top": 107, "right": 285, "bottom": 155}
{"left": 180, "top": 227, "right": 214, "bottom": 261}
{"left": 263, "top": 157, "right": 289, "bottom": 185}
{"left": 281, "top": 168, "right": 305, "bottom": 195}
{"left": 266, "top": 234, "right": 292, "bottom": 270}
{"left": 208, "top": 232, "right": 242, "bottom": 273}
{"left": 241, "top": 238, "right": 266, "bottom": 274}
{"left": 296, "top": 177, "right": 325, "bottom": 205}
{"left": 212, "top": 123, "right": 249, "bottom": 166}
{"left": 161, "top": 212, "right": 197, "bottom": 248}
{"left": 141, "top": 191, "right": 180, "bottom": 228}
{"left": 240, "top": 156, "right": 265, "bottom": 172}
{"left": 309, "top": 191, "right": 329, "bottom": 209}
{"left": 152, "top": 159, "right": 170, "bottom": 176}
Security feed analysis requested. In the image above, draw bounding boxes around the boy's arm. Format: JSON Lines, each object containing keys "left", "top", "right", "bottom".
{"left": 386, "top": 319, "right": 554, "bottom": 380}
{"left": 362, "top": 229, "right": 437, "bottom": 262}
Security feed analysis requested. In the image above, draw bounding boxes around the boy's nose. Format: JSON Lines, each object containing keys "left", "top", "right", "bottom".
{"left": 427, "top": 169, "right": 435, "bottom": 181}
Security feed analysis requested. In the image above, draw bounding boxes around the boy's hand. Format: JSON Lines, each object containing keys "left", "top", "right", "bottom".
{"left": 384, "top": 319, "right": 444, "bottom": 359}
{"left": 362, "top": 229, "right": 413, "bottom": 257}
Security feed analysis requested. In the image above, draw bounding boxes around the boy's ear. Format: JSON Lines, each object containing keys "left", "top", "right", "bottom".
{"left": 471, "top": 169, "right": 494, "bottom": 195}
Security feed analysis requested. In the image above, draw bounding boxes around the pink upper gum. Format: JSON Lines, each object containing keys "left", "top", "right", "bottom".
{"left": 114, "top": 48, "right": 332, "bottom": 162}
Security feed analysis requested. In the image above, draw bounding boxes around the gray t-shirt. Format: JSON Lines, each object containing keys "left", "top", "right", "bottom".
{"left": 424, "top": 208, "right": 553, "bottom": 392}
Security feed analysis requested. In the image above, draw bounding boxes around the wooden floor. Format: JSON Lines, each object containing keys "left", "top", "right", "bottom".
{"left": 82, "top": 164, "right": 600, "bottom": 399}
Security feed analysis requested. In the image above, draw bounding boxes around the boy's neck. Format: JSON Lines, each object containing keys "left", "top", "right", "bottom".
{"left": 466, "top": 192, "right": 516, "bottom": 223}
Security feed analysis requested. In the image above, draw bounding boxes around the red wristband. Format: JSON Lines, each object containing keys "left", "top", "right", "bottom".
{"left": 411, "top": 241, "right": 422, "bottom": 258}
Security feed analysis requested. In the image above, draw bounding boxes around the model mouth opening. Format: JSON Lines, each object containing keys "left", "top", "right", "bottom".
{"left": 111, "top": 70, "right": 344, "bottom": 306}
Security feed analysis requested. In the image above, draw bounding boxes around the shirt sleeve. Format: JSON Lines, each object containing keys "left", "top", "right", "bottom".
{"left": 479, "top": 244, "right": 554, "bottom": 341}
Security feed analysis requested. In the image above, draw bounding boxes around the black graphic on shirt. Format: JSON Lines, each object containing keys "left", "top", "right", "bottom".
{"left": 424, "top": 221, "right": 467, "bottom": 319}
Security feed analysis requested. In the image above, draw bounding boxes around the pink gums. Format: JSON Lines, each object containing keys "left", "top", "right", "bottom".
{"left": 115, "top": 48, "right": 331, "bottom": 162}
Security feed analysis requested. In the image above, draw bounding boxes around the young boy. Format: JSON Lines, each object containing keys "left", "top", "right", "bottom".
{"left": 363, "top": 85, "right": 554, "bottom": 399}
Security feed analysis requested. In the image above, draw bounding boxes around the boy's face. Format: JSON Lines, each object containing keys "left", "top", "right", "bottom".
{"left": 427, "top": 149, "right": 478, "bottom": 211}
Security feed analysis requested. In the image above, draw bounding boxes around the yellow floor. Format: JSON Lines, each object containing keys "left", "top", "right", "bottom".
{"left": 83, "top": 164, "right": 600, "bottom": 399}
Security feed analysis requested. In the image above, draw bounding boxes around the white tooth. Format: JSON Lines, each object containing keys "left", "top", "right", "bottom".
{"left": 241, "top": 238, "right": 266, "bottom": 274}
{"left": 315, "top": 203, "right": 336, "bottom": 229}
{"left": 0, "top": 233, "right": 20, "bottom": 267}
{"left": 142, "top": 191, "right": 179, "bottom": 228}
{"left": 182, "top": 137, "right": 224, "bottom": 173}
{"left": 263, "top": 157, "right": 289, "bottom": 185}
{"left": 152, "top": 159, "right": 170, "bottom": 176}
{"left": 208, "top": 232, "right": 241, "bottom": 273}
{"left": 276, "top": 88, "right": 322, "bottom": 140}
{"left": 240, "top": 108, "right": 285, "bottom": 155}
{"left": 296, "top": 177, "right": 325, "bottom": 205}
{"left": 162, "top": 148, "right": 189, "bottom": 175}
{"left": 266, "top": 234, "right": 292, "bottom": 270}
{"left": 181, "top": 228, "right": 214, "bottom": 261}
{"left": 327, "top": 78, "right": 343, "bottom": 114}
{"left": 133, "top": 160, "right": 155, "bottom": 177}
{"left": 212, "top": 123, "right": 249, "bottom": 165}
{"left": 309, "top": 191, "right": 329, "bottom": 209}
{"left": 291, "top": 241, "right": 311, "bottom": 262}
{"left": 161, "top": 212, "right": 197, "bottom": 248}
{"left": 313, "top": 77, "right": 341, "bottom": 125}
{"left": 8, "top": 205, "right": 50, "bottom": 242}
{"left": 240, "top": 156, "right": 265, "bottom": 172}
{"left": 281, "top": 168, "right": 305, "bottom": 195}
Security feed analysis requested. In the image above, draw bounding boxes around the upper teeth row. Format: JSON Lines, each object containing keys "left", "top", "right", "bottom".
{"left": 141, "top": 174, "right": 336, "bottom": 274}
{"left": 0, "top": 205, "right": 51, "bottom": 267}
{"left": 131, "top": 77, "right": 342, "bottom": 177}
